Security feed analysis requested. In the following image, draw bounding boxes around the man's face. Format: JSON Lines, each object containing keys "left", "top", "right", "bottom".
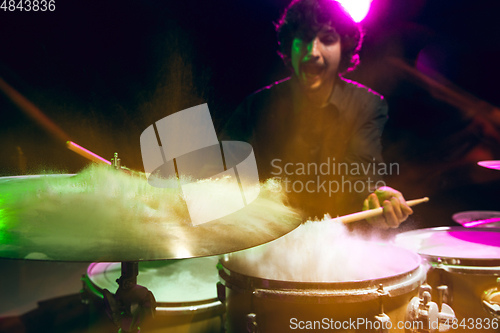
{"left": 291, "top": 26, "right": 341, "bottom": 91}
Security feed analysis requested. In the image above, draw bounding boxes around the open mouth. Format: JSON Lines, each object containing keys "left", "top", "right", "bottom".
{"left": 301, "top": 64, "right": 324, "bottom": 79}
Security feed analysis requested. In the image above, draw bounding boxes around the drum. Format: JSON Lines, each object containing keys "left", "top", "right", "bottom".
{"left": 395, "top": 227, "right": 500, "bottom": 332}
{"left": 218, "top": 242, "right": 427, "bottom": 333}
{"left": 83, "top": 257, "right": 224, "bottom": 333}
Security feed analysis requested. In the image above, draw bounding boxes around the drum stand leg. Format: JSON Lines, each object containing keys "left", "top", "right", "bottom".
{"left": 102, "top": 262, "right": 157, "bottom": 333}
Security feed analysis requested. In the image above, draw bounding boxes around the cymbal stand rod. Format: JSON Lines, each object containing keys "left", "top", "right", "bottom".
{"left": 102, "top": 261, "right": 157, "bottom": 333}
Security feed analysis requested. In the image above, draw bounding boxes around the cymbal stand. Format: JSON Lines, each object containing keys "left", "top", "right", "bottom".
{"left": 102, "top": 261, "right": 157, "bottom": 333}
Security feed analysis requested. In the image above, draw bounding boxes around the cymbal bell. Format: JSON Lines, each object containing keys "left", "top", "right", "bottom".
{"left": 0, "top": 170, "right": 301, "bottom": 262}
{"left": 452, "top": 210, "right": 500, "bottom": 228}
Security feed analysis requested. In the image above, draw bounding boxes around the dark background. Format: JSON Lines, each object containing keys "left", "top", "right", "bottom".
{"left": 1, "top": 0, "right": 499, "bottom": 229}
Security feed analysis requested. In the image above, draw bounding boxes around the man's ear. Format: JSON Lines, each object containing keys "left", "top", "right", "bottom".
{"left": 279, "top": 52, "right": 293, "bottom": 72}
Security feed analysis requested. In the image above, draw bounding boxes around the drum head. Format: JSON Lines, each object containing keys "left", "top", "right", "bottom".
{"left": 87, "top": 257, "right": 219, "bottom": 303}
{"left": 223, "top": 241, "right": 422, "bottom": 283}
{"left": 395, "top": 227, "right": 500, "bottom": 265}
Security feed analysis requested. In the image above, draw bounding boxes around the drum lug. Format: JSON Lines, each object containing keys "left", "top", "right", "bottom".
{"left": 216, "top": 281, "right": 227, "bottom": 332}
{"left": 246, "top": 313, "right": 259, "bottom": 333}
{"left": 438, "top": 303, "right": 456, "bottom": 331}
{"left": 217, "top": 281, "right": 226, "bottom": 303}
{"left": 374, "top": 313, "right": 391, "bottom": 333}
{"left": 406, "top": 289, "right": 436, "bottom": 332}
{"left": 434, "top": 269, "right": 456, "bottom": 330}
{"left": 418, "top": 283, "right": 432, "bottom": 299}
{"left": 482, "top": 301, "right": 500, "bottom": 318}
{"left": 436, "top": 285, "right": 449, "bottom": 308}
{"left": 406, "top": 284, "right": 456, "bottom": 332}
{"left": 80, "top": 274, "right": 90, "bottom": 305}
{"left": 482, "top": 277, "right": 500, "bottom": 318}
{"left": 375, "top": 284, "right": 391, "bottom": 333}
{"left": 435, "top": 259, "right": 454, "bottom": 306}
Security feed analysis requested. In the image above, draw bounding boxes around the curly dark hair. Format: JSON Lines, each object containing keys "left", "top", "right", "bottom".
{"left": 276, "top": 0, "right": 363, "bottom": 74}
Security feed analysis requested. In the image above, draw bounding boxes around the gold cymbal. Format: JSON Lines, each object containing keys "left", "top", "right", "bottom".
{"left": 0, "top": 170, "right": 301, "bottom": 262}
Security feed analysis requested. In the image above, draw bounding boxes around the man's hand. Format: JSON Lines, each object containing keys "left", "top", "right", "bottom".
{"left": 362, "top": 186, "right": 413, "bottom": 229}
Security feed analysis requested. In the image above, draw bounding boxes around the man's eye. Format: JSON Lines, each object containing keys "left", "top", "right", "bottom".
{"left": 322, "top": 35, "right": 338, "bottom": 45}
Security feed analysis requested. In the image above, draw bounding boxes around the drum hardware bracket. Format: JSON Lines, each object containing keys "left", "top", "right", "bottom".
{"left": 418, "top": 283, "right": 432, "bottom": 299}
{"left": 216, "top": 282, "right": 227, "bottom": 333}
{"left": 110, "top": 151, "right": 135, "bottom": 175}
{"left": 243, "top": 291, "right": 260, "bottom": 333}
{"left": 246, "top": 313, "right": 259, "bottom": 333}
{"left": 435, "top": 285, "right": 455, "bottom": 329}
{"left": 376, "top": 284, "right": 389, "bottom": 315}
{"left": 217, "top": 281, "right": 226, "bottom": 303}
{"left": 375, "top": 284, "right": 391, "bottom": 333}
{"left": 374, "top": 313, "right": 391, "bottom": 333}
{"left": 112, "top": 152, "right": 121, "bottom": 170}
{"left": 80, "top": 274, "right": 93, "bottom": 305}
{"left": 102, "top": 261, "right": 157, "bottom": 333}
{"left": 435, "top": 259, "right": 453, "bottom": 307}
{"left": 436, "top": 285, "right": 449, "bottom": 309}
{"left": 405, "top": 284, "right": 456, "bottom": 332}
{"left": 482, "top": 277, "right": 500, "bottom": 318}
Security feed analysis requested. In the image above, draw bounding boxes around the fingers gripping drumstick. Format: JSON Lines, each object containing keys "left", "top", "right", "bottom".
{"left": 338, "top": 197, "right": 429, "bottom": 224}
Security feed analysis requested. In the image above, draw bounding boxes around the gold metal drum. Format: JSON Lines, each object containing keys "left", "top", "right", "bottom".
{"left": 395, "top": 227, "right": 500, "bottom": 332}
{"left": 83, "top": 257, "right": 224, "bottom": 333}
{"left": 218, "top": 243, "right": 426, "bottom": 332}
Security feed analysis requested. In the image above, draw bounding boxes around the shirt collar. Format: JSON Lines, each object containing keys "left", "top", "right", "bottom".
{"left": 290, "top": 75, "right": 345, "bottom": 115}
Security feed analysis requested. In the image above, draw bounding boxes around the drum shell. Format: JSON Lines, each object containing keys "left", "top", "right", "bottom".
{"left": 425, "top": 262, "right": 500, "bottom": 332}
{"left": 82, "top": 262, "right": 225, "bottom": 333}
{"left": 219, "top": 258, "right": 427, "bottom": 333}
{"left": 395, "top": 227, "right": 500, "bottom": 333}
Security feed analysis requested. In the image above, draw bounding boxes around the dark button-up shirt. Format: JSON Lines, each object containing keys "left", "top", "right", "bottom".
{"left": 222, "top": 76, "right": 388, "bottom": 218}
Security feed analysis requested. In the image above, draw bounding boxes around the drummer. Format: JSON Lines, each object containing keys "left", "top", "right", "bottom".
{"left": 222, "top": 0, "right": 412, "bottom": 230}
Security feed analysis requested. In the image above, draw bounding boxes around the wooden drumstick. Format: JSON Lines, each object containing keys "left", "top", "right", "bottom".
{"left": 67, "top": 141, "right": 112, "bottom": 165}
{"left": 338, "top": 197, "right": 429, "bottom": 224}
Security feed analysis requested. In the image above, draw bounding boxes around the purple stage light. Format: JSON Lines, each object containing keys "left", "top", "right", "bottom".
{"left": 337, "top": 0, "right": 372, "bottom": 23}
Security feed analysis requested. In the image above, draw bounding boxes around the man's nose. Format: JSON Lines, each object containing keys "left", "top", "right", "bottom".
{"left": 304, "top": 37, "right": 320, "bottom": 60}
